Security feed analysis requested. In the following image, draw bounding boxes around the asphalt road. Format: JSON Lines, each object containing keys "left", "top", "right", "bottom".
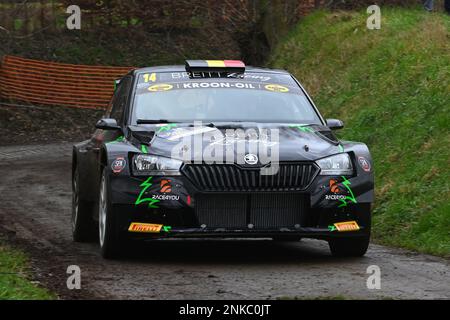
{"left": 0, "top": 144, "right": 449, "bottom": 300}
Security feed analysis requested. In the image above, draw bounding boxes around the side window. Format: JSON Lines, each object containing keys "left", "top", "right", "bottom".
{"left": 110, "top": 76, "right": 131, "bottom": 125}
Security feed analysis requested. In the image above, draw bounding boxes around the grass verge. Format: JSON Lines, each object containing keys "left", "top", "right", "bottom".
{"left": 0, "top": 243, "right": 55, "bottom": 299}
{"left": 270, "top": 7, "right": 450, "bottom": 257}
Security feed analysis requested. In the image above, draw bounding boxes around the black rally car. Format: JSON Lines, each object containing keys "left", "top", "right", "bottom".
{"left": 72, "top": 60, "right": 374, "bottom": 259}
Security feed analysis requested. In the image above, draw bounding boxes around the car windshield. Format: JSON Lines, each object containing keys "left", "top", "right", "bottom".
{"left": 131, "top": 71, "right": 322, "bottom": 124}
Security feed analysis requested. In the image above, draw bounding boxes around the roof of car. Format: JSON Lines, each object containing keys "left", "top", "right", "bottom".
{"left": 132, "top": 65, "right": 290, "bottom": 75}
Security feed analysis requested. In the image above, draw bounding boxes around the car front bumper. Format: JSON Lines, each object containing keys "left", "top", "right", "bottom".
{"left": 107, "top": 170, "right": 373, "bottom": 240}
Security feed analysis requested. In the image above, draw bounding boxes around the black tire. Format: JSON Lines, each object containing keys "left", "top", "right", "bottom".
{"left": 328, "top": 236, "right": 370, "bottom": 257}
{"left": 72, "top": 167, "right": 96, "bottom": 242}
{"left": 329, "top": 204, "right": 371, "bottom": 257}
{"left": 98, "top": 168, "right": 127, "bottom": 259}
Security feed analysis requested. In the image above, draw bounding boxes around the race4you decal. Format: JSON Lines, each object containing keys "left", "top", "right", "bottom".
{"left": 152, "top": 194, "right": 180, "bottom": 201}
{"left": 160, "top": 179, "right": 172, "bottom": 193}
{"left": 135, "top": 177, "right": 181, "bottom": 209}
{"left": 325, "top": 179, "right": 346, "bottom": 201}
{"left": 154, "top": 179, "right": 180, "bottom": 201}
{"left": 325, "top": 176, "right": 357, "bottom": 207}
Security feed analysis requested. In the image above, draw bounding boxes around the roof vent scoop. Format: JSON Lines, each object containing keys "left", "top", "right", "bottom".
{"left": 185, "top": 60, "right": 245, "bottom": 74}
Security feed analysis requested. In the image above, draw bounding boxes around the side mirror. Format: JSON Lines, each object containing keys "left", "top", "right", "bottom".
{"left": 96, "top": 118, "right": 121, "bottom": 131}
{"left": 326, "top": 119, "right": 344, "bottom": 130}
{"left": 114, "top": 78, "right": 122, "bottom": 92}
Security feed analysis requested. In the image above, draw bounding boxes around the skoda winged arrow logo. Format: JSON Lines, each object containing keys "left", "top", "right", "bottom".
{"left": 244, "top": 154, "right": 258, "bottom": 165}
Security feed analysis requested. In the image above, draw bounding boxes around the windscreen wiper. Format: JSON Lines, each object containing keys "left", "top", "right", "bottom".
{"left": 137, "top": 119, "right": 177, "bottom": 124}
{"left": 188, "top": 122, "right": 216, "bottom": 128}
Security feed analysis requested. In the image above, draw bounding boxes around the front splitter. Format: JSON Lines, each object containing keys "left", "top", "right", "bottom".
{"left": 131, "top": 226, "right": 367, "bottom": 240}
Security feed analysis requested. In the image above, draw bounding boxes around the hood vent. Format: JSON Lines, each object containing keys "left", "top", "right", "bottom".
{"left": 317, "top": 130, "right": 339, "bottom": 144}
{"left": 130, "top": 131, "right": 155, "bottom": 145}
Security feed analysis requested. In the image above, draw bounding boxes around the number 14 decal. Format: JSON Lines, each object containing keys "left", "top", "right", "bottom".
{"left": 143, "top": 73, "right": 156, "bottom": 83}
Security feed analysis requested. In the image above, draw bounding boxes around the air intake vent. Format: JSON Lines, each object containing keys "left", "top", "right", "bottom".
{"left": 195, "top": 193, "right": 308, "bottom": 229}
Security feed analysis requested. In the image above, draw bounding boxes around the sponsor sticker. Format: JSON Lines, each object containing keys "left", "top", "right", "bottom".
{"left": 128, "top": 223, "right": 163, "bottom": 233}
{"left": 325, "top": 178, "right": 346, "bottom": 200}
{"left": 160, "top": 179, "right": 172, "bottom": 193}
{"left": 358, "top": 156, "right": 371, "bottom": 172}
{"left": 111, "top": 157, "right": 126, "bottom": 173}
{"left": 324, "top": 177, "right": 357, "bottom": 207}
{"left": 152, "top": 194, "right": 180, "bottom": 201}
{"left": 179, "top": 82, "right": 256, "bottom": 90}
{"left": 148, "top": 83, "right": 173, "bottom": 92}
{"left": 325, "top": 194, "right": 347, "bottom": 200}
{"left": 329, "top": 179, "right": 340, "bottom": 193}
{"left": 136, "top": 78, "right": 302, "bottom": 96}
{"left": 265, "top": 84, "right": 289, "bottom": 93}
{"left": 333, "top": 221, "right": 360, "bottom": 232}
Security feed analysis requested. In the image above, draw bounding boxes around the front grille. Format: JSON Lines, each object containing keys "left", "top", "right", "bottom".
{"left": 195, "top": 193, "right": 308, "bottom": 229}
{"left": 182, "top": 163, "right": 319, "bottom": 192}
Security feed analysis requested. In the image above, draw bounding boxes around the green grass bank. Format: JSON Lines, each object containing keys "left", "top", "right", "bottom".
{"left": 270, "top": 7, "right": 450, "bottom": 256}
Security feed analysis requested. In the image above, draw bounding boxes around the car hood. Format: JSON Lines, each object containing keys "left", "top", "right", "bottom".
{"left": 128, "top": 123, "right": 342, "bottom": 162}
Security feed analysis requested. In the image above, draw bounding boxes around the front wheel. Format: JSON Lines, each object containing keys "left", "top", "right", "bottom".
{"left": 98, "top": 168, "right": 127, "bottom": 259}
{"left": 328, "top": 236, "right": 370, "bottom": 257}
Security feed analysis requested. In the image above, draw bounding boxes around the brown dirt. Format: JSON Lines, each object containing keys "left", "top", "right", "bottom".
{"left": 0, "top": 103, "right": 103, "bottom": 146}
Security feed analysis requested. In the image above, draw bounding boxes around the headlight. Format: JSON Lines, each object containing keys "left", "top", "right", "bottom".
{"left": 316, "top": 153, "right": 353, "bottom": 175}
{"left": 133, "top": 155, "right": 182, "bottom": 175}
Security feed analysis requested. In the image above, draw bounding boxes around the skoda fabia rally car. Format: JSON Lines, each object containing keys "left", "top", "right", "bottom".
{"left": 72, "top": 60, "right": 374, "bottom": 259}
